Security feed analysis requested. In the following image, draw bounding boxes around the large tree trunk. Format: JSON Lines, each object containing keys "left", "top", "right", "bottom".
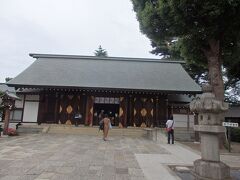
{"left": 203, "top": 39, "right": 224, "bottom": 101}
{"left": 203, "top": 39, "right": 226, "bottom": 149}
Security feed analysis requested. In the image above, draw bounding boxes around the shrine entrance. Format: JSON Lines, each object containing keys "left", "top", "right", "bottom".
{"left": 92, "top": 97, "right": 120, "bottom": 126}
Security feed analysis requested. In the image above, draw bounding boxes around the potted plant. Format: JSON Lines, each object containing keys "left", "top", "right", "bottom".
{"left": 7, "top": 128, "right": 18, "bottom": 136}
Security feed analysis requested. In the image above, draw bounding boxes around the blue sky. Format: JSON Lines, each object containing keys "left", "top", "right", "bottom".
{"left": 0, "top": 0, "right": 160, "bottom": 82}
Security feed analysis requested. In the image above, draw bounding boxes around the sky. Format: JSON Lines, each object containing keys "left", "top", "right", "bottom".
{"left": 0, "top": 0, "right": 160, "bottom": 83}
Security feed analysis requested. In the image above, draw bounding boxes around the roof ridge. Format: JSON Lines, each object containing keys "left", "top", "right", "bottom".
{"left": 29, "top": 53, "right": 184, "bottom": 63}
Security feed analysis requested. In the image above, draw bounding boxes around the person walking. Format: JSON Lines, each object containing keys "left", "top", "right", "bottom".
{"left": 103, "top": 114, "right": 110, "bottom": 141}
{"left": 166, "top": 115, "right": 174, "bottom": 144}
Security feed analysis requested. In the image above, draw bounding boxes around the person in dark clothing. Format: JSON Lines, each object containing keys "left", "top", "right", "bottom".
{"left": 74, "top": 112, "right": 82, "bottom": 127}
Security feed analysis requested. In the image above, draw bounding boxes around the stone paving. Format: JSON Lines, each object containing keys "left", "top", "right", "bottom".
{"left": 0, "top": 134, "right": 169, "bottom": 180}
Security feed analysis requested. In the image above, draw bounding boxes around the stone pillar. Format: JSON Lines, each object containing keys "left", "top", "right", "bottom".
{"left": 190, "top": 85, "right": 230, "bottom": 180}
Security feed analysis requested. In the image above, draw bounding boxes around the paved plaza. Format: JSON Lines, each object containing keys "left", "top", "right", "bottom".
{"left": 0, "top": 132, "right": 239, "bottom": 180}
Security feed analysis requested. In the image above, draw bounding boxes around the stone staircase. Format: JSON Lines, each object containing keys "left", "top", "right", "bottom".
{"left": 48, "top": 125, "right": 146, "bottom": 137}
{"left": 17, "top": 124, "right": 195, "bottom": 141}
{"left": 17, "top": 124, "right": 146, "bottom": 138}
{"left": 17, "top": 124, "right": 46, "bottom": 134}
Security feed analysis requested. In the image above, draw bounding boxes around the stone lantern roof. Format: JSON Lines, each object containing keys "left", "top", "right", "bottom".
{"left": 190, "top": 85, "right": 228, "bottom": 114}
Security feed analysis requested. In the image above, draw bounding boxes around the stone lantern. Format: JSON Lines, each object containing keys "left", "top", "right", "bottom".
{"left": 190, "top": 85, "right": 230, "bottom": 180}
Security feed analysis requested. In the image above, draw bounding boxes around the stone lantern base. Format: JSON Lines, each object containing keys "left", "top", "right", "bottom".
{"left": 193, "top": 159, "right": 231, "bottom": 180}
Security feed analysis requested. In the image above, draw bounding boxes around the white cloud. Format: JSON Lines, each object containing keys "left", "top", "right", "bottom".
{"left": 0, "top": 0, "right": 159, "bottom": 82}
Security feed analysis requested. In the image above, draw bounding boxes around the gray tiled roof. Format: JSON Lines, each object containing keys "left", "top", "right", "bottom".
{"left": 7, "top": 54, "right": 201, "bottom": 93}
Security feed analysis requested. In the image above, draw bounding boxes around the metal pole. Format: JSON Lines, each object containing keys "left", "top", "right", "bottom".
{"left": 228, "top": 127, "right": 231, "bottom": 153}
{"left": 187, "top": 108, "right": 190, "bottom": 131}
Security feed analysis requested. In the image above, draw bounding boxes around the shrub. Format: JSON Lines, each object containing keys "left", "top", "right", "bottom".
{"left": 7, "top": 128, "right": 18, "bottom": 136}
{"left": 231, "top": 127, "right": 240, "bottom": 142}
{"left": 0, "top": 125, "right": 3, "bottom": 134}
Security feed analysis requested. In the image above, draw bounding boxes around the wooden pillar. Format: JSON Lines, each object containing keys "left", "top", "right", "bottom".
{"left": 165, "top": 98, "right": 169, "bottom": 120}
{"left": 125, "top": 97, "right": 128, "bottom": 127}
{"left": 145, "top": 98, "right": 153, "bottom": 127}
{"left": 85, "top": 95, "right": 94, "bottom": 126}
{"left": 21, "top": 94, "right": 26, "bottom": 123}
{"left": 127, "top": 95, "right": 133, "bottom": 126}
{"left": 54, "top": 93, "right": 60, "bottom": 124}
{"left": 80, "top": 94, "right": 86, "bottom": 125}
{"left": 37, "top": 93, "right": 44, "bottom": 124}
{"left": 58, "top": 94, "right": 67, "bottom": 124}
{"left": 119, "top": 96, "right": 127, "bottom": 127}
{"left": 85, "top": 95, "right": 89, "bottom": 125}
{"left": 155, "top": 97, "right": 159, "bottom": 127}
{"left": 133, "top": 97, "right": 141, "bottom": 127}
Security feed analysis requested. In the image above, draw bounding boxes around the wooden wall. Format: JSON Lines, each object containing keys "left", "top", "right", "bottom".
{"left": 37, "top": 91, "right": 168, "bottom": 127}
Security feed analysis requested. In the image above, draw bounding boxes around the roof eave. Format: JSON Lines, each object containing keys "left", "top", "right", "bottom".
{"left": 29, "top": 53, "right": 185, "bottom": 64}
{"left": 7, "top": 83, "right": 202, "bottom": 95}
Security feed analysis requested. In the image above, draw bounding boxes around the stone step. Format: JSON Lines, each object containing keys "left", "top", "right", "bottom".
{"left": 17, "top": 124, "right": 195, "bottom": 140}
{"left": 17, "top": 125, "right": 45, "bottom": 134}
{"left": 48, "top": 126, "right": 146, "bottom": 137}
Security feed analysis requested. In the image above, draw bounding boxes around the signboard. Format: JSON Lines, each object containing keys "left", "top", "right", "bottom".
{"left": 94, "top": 97, "right": 120, "bottom": 104}
{"left": 222, "top": 122, "right": 239, "bottom": 127}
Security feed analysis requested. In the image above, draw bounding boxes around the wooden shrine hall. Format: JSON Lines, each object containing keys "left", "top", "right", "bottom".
{"left": 7, "top": 54, "right": 201, "bottom": 127}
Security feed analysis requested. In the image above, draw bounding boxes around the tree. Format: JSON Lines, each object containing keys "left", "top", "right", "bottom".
{"left": 150, "top": 35, "right": 240, "bottom": 104}
{"left": 94, "top": 45, "right": 108, "bottom": 57}
{"left": 0, "top": 91, "right": 4, "bottom": 128}
{"left": 132, "top": 0, "right": 240, "bottom": 101}
{"left": 5, "top": 77, "right": 12, "bottom": 82}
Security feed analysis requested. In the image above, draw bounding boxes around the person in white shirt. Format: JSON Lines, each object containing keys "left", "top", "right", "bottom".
{"left": 166, "top": 115, "right": 174, "bottom": 144}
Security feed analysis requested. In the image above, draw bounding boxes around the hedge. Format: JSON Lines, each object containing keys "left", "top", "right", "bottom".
{"left": 231, "top": 127, "right": 240, "bottom": 142}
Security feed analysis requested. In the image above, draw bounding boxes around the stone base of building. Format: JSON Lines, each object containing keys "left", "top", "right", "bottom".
{"left": 192, "top": 159, "right": 231, "bottom": 180}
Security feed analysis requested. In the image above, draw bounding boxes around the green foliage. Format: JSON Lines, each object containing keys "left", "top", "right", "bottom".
{"left": 0, "top": 92, "right": 3, "bottom": 120}
{"left": 231, "top": 127, "right": 240, "bottom": 142}
{"left": 94, "top": 45, "right": 108, "bottom": 57}
{"left": 132, "top": 0, "right": 240, "bottom": 67}
{"left": 132, "top": 0, "right": 240, "bottom": 102}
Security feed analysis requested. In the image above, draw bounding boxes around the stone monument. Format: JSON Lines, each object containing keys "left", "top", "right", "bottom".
{"left": 190, "top": 85, "right": 231, "bottom": 180}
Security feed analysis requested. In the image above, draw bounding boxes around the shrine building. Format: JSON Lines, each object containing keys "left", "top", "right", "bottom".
{"left": 7, "top": 54, "right": 201, "bottom": 127}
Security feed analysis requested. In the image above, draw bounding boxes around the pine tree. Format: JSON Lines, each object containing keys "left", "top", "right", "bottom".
{"left": 94, "top": 45, "right": 108, "bottom": 57}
